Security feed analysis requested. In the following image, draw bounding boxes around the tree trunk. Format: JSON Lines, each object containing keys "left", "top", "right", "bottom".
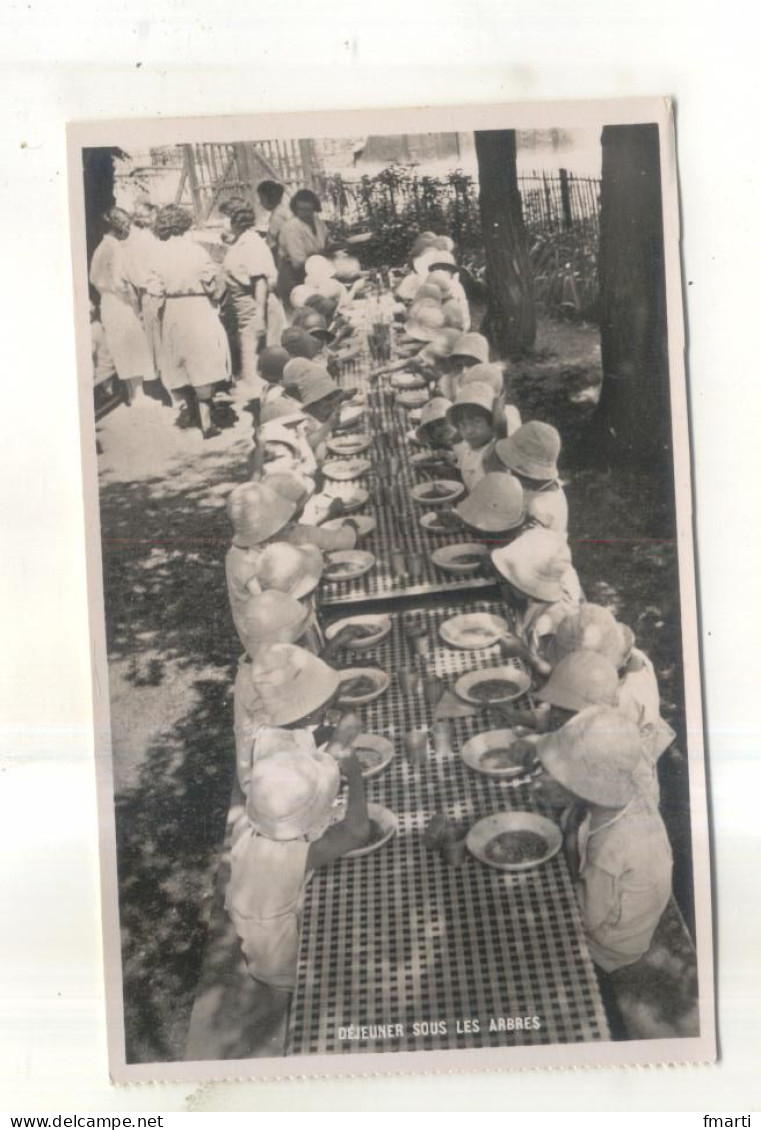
{"left": 590, "top": 124, "right": 671, "bottom": 469}
{"left": 82, "top": 147, "right": 120, "bottom": 266}
{"left": 475, "top": 130, "right": 536, "bottom": 359}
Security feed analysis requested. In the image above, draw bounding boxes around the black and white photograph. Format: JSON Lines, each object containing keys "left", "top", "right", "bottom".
{"left": 67, "top": 98, "right": 715, "bottom": 1083}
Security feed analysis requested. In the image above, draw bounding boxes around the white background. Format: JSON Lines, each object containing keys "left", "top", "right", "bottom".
{"left": 1, "top": 0, "right": 759, "bottom": 1112}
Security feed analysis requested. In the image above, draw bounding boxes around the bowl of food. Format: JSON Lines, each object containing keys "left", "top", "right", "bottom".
{"left": 466, "top": 811, "right": 561, "bottom": 871}
{"left": 439, "top": 612, "right": 510, "bottom": 650}
{"left": 324, "top": 614, "right": 391, "bottom": 651}
{"left": 419, "top": 509, "right": 462, "bottom": 535}
{"left": 323, "top": 550, "right": 376, "bottom": 582}
{"left": 337, "top": 667, "right": 390, "bottom": 705}
{"left": 324, "top": 485, "right": 369, "bottom": 514}
{"left": 347, "top": 734, "right": 394, "bottom": 779}
{"left": 410, "top": 480, "right": 465, "bottom": 506}
{"left": 335, "top": 405, "right": 366, "bottom": 431}
{"left": 460, "top": 728, "right": 536, "bottom": 779}
{"left": 326, "top": 434, "right": 372, "bottom": 457}
{"left": 454, "top": 664, "right": 531, "bottom": 706}
{"left": 397, "top": 388, "right": 430, "bottom": 409}
{"left": 345, "top": 803, "right": 398, "bottom": 858}
{"left": 410, "top": 450, "right": 455, "bottom": 471}
{"left": 322, "top": 458, "right": 371, "bottom": 482}
{"left": 431, "top": 543, "right": 489, "bottom": 575}
{"left": 321, "top": 514, "right": 376, "bottom": 538}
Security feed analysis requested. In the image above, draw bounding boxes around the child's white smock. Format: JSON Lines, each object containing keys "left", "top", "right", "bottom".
{"left": 524, "top": 484, "right": 569, "bottom": 534}
{"left": 577, "top": 796, "right": 673, "bottom": 972}
{"left": 225, "top": 544, "right": 264, "bottom": 648}
{"left": 515, "top": 568, "right": 583, "bottom": 661}
{"left": 225, "top": 817, "right": 311, "bottom": 991}
{"left": 618, "top": 648, "right": 676, "bottom": 766}
{"left": 453, "top": 442, "right": 488, "bottom": 493}
{"left": 233, "top": 663, "right": 320, "bottom": 790}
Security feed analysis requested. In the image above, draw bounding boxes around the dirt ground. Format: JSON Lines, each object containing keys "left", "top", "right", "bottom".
{"left": 97, "top": 316, "right": 693, "bottom": 1064}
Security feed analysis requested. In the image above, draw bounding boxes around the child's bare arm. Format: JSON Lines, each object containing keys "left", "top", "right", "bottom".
{"left": 496, "top": 634, "right": 551, "bottom": 678}
{"left": 307, "top": 755, "right": 370, "bottom": 869}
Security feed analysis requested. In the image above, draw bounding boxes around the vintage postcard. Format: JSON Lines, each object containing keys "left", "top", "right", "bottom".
{"left": 67, "top": 97, "right": 715, "bottom": 1083}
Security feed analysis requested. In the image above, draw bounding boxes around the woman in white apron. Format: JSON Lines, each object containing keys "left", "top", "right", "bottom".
{"left": 150, "top": 205, "right": 231, "bottom": 438}
{"left": 89, "top": 207, "right": 156, "bottom": 406}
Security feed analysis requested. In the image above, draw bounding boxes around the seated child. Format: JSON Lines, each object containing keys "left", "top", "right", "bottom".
{"left": 281, "top": 325, "right": 325, "bottom": 363}
{"left": 225, "top": 482, "right": 297, "bottom": 646}
{"left": 371, "top": 328, "right": 461, "bottom": 395}
{"left": 233, "top": 641, "right": 355, "bottom": 792}
{"left": 616, "top": 626, "right": 677, "bottom": 765}
{"left": 454, "top": 472, "right": 526, "bottom": 544}
{"left": 535, "top": 706, "right": 673, "bottom": 973}
{"left": 280, "top": 481, "right": 359, "bottom": 552}
{"left": 490, "top": 527, "right": 583, "bottom": 677}
{"left": 460, "top": 362, "right": 522, "bottom": 438}
{"left": 236, "top": 589, "right": 313, "bottom": 661}
{"left": 447, "top": 381, "right": 497, "bottom": 492}
{"left": 253, "top": 540, "right": 326, "bottom": 655}
{"left": 402, "top": 301, "right": 447, "bottom": 351}
{"left": 547, "top": 603, "right": 630, "bottom": 669}
{"left": 547, "top": 607, "right": 675, "bottom": 770}
{"left": 411, "top": 397, "right": 459, "bottom": 477}
{"left": 226, "top": 745, "right": 369, "bottom": 992}
{"left": 305, "top": 255, "right": 350, "bottom": 308}
{"left": 426, "top": 256, "right": 471, "bottom": 333}
{"left": 484, "top": 421, "right": 568, "bottom": 534}
{"left": 435, "top": 332, "right": 490, "bottom": 401}
{"left": 532, "top": 650, "right": 622, "bottom": 742}
{"left": 255, "top": 421, "right": 307, "bottom": 479}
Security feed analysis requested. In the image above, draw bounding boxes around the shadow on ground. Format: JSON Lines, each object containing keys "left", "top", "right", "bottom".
{"left": 100, "top": 445, "right": 245, "bottom": 1063}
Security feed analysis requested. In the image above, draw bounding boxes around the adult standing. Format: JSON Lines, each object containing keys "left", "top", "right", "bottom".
{"left": 222, "top": 200, "right": 284, "bottom": 395}
{"left": 89, "top": 206, "right": 156, "bottom": 406}
{"left": 151, "top": 204, "right": 231, "bottom": 439}
{"left": 125, "top": 200, "right": 165, "bottom": 393}
{"left": 256, "top": 180, "right": 292, "bottom": 259}
{"left": 276, "top": 189, "right": 329, "bottom": 310}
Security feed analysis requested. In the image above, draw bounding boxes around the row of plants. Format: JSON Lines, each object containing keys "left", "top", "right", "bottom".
{"left": 323, "top": 165, "right": 600, "bottom": 322}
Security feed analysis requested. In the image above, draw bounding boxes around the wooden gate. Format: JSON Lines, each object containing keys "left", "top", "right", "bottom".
{"left": 175, "top": 140, "right": 318, "bottom": 225}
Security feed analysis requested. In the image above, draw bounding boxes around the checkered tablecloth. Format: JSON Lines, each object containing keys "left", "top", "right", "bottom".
{"left": 287, "top": 600, "right": 610, "bottom": 1056}
{"left": 318, "top": 349, "right": 497, "bottom": 607}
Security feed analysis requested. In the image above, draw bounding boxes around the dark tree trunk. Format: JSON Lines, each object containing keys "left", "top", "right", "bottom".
{"left": 475, "top": 130, "right": 536, "bottom": 360}
{"left": 590, "top": 124, "right": 671, "bottom": 469}
{"left": 82, "top": 147, "right": 122, "bottom": 266}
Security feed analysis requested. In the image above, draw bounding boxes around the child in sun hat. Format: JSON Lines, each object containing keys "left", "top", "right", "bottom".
{"left": 535, "top": 706, "right": 673, "bottom": 973}
{"left": 491, "top": 527, "right": 583, "bottom": 676}
{"left": 224, "top": 481, "right": 297, "bottom": 637}
{"left": 535, "top": 650, "right": 621, "bottom": 728}
{"left": 281, "top": 325, "right": 324, "bottom": 362}
{"left": 234, "top": 588, "right": 313, "bottom": 660}
{"left": 459, "top": 361, "right": 522, "bottom": 438}
{"left": 448, "top": 331, "right": 490, "bottom": 370}
{"left": 371, "top": 327, "right": 460, "bottom": 386}
{"left": 414, "top": 396, "right": 458, "bottom": 452}
{"left": 454, "top": 471, "right": 526, "bottom": 542}
{"left": 447, "top": 381, "right": 497, "bottom": 492}
{"left": 484, "top": 420, "right": 568, "bottom": 534}
{"left": 403, "top": 301, "right": 447, "bottom": 346}
{"left": 546, "top": 606, "right": 675, "bottom": 771}
{"left": 547, "top": 604, "right": 629, "bottom": 669}
{"left": 615, "top": 626, "right": 677, "bottom": 767}
{"left": 233, "top": 641, "right": 361, "bottom": 788}
{"left": 226, "top": 748, "right": 369, "bottom": 993}
{"left": 435, "top": 332, "right": 490, "bottom": 400}
{"left": 425, "top": 254, "right": 471, "bottom": 333}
